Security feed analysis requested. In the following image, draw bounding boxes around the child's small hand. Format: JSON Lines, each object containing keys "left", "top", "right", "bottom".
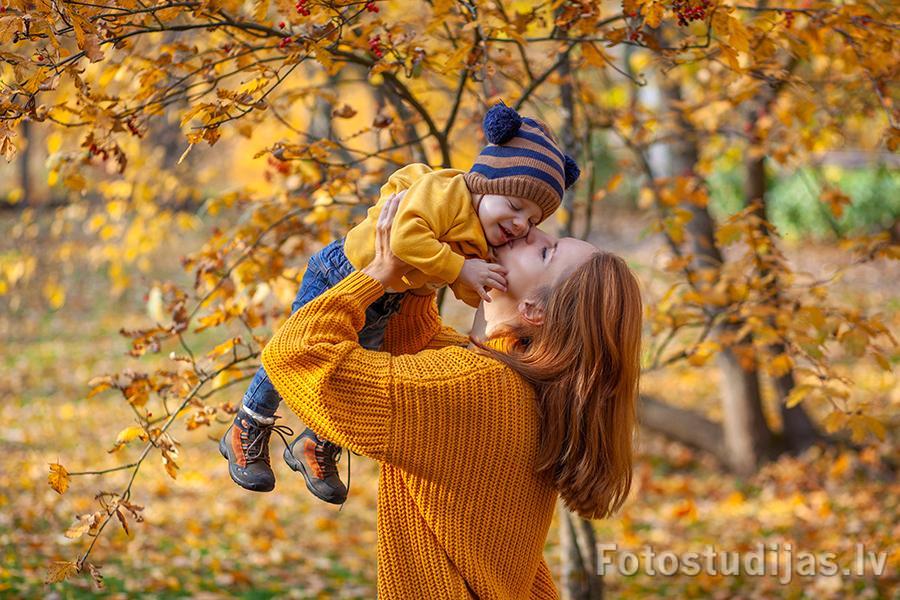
{"left": 457, "top": 258, "right": 508, "bottom": 303}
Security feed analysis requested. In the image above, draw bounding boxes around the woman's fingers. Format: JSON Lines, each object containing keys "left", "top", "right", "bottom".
{"left": 487, "top": 263, "right": 508, "bottom": 276}
{"left": 476, "top": 285, "right": 492, "bottom": 303}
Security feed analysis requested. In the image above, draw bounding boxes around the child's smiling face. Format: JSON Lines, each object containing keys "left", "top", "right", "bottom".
{"left": 475, "top": 193, "right": 543, "bottom": 247}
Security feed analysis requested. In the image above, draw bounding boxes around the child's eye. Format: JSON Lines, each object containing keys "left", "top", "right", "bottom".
{"left": 541, "top": 247, "right": 548, "bottom": 260}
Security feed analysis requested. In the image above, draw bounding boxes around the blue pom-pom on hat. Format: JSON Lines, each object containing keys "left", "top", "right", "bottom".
{"left": 563, "top": 154, "right": 580, "bottom": 189}
{"left": 483, "top": 102, "right": 522, "bottom": 145}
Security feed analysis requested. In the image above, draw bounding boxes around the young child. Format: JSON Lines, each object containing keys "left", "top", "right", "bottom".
{"left": 219, "top": 102, "right": 580, "bottom": 502}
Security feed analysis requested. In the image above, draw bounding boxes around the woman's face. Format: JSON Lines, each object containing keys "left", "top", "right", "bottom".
{"left": 491, "top": 227, "right": 597, "bottom": 301}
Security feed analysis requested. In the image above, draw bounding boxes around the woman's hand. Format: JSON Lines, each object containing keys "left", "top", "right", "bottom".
{"left": 361, "top": 191, "right": 414, "bottom": 289}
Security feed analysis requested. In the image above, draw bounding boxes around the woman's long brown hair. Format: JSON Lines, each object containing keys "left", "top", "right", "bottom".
{"left": 477, "top": 251, "right": 642, "bottom": 520}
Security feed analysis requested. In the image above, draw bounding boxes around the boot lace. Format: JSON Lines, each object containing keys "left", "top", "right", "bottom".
{"left": 315, "top": 439, "right": 343, "bottom": 478}
{"left": 243, "top": 418, "right": 294, "bottom": 465}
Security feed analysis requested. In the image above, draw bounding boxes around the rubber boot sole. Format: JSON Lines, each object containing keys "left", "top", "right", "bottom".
{"left": 283, "top": 444, "right": 346, "bottom": 505}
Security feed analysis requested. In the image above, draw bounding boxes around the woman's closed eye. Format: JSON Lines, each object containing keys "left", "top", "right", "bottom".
{"left": 542, "top": 243, "right": 558, "bottom": 262}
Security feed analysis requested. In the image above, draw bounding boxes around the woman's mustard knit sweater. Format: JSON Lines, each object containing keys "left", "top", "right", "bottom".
{"left": 261, "top": 270, "right": 560, "bottom": 599}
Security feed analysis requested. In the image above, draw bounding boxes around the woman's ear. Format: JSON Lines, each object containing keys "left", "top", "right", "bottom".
{"left": 517, "top": 299, "right": 545, "bottom": 326}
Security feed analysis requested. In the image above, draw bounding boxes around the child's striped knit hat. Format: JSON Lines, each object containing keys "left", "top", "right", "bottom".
{"left": 464, "top": 102, "right": 580, "bottom": 223}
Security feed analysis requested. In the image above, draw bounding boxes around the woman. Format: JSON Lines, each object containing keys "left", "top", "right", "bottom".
{"left": 261, "top": 196, "right": 643, "bottom": 599}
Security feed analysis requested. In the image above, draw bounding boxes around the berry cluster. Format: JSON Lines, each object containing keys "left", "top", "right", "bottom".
{"left": 368, "top": 34, "right": 383, "bottom": 59}
{"left": 784, "top": 10, "right": 794, "bottom": 29}
{"left": 365, "top": 2, "right": 378, "bottom": 13}
{"left": 672, "top": 0, "right": 710, "bottom": 27}
{"left": 279, "top": 36, "right": 293, "bottom": 48}
{"left": 295, "top": 0, "right": 310, "bottom": 16}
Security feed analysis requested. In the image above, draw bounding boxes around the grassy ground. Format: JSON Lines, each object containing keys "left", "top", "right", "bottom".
{"left": 1, "top": 210, "right": 897, "bottom": 598}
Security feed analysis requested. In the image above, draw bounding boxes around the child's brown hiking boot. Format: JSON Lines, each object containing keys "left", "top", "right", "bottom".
{"left": 283, "top": 428, "right": 348, "bottom": 505}
{"left": 219, "top": 407, "right": 293, "bottom": 492}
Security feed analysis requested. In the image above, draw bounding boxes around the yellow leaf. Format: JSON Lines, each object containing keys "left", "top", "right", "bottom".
{"left": 829, "top": 453, "right": 851, "bottom": 478}
{"left": 208, "top": 336, "right": 241, "bottom": 358}
{"left": 768, "top": 353, "right": 793, "bottom": 377}
{"left": 822, "top": 410, "right": 846, "bottom": 434}
{"left": 715, "top": 222, "right": 744, "bottom": 246}
{"left": 109, "top": 425, "right": 148, "bottom": 452}
{"left": 163, "top": 455, "right": 179, "bottom": 480}
{"left": 253, "top": 0, "right": 270, "bottom": 21}
{"left": 43, "top": 279, "right": 66, "bottom": 310}
{"left": 607, "top": 173, "right": 623, "bottom": 192}
{"left": 582, "top": 43, "right": 607, "bottom": 67}
{"left": 785, "top": 384, "right": 814, "bottom": 408}
{"left": 688, "top": 340, "right": 721, "bottom": 366}
{"left": 48, "top": 463, "right": 70, "bottom": 495}
{"left": 643, "top": 2, "right": 664, "bottom": 28}
{"left": 117, "top": 425, "right": 147, "bottom": 444}
{"left": 45, "top": 560, "right": 79, "bottom": 584}
{"left": 728, "top": 16, "right": 751, "bottom": 53}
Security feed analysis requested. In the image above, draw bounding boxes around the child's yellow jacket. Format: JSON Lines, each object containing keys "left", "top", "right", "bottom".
{"left": 343, "top": 164, "right": 488, "bottom": 307}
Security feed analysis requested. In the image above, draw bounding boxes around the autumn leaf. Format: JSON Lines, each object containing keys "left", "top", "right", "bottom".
{"left": 88, "top": 563, "right": 104, "bottom": 590}
{"left": 87, "top": 375, "right": 115, "bottom": 399}
{"left": 785, "top": 384, "right": 815, "bottom": 408}
{"left": 207, "top": 336, "right": 242, "bottom": 359}
{"left": 115, "top": 508, "right": 130, "bottom": 536}
{"left": 65, "top": 512, "right": 99, "bottom": 539}
{"left": 582, "top": 43, "right": 607, "bottom": 68}
{"left": 45, "top": 560, "right": 79, "bottom": 584}
{"left": 48, "top": 463, "right": 70, "bottom": 495}
{"left": 108, "top": 425, "right": 149, "bottom": 453}
{"left": 332, "top": 104, "right": 358, "bottom": 119}
{"left": 643, "top": 2, "right": 664, "bottom": 29}
{"left": 0, "top": 133, "right": 15, "bottom": 162}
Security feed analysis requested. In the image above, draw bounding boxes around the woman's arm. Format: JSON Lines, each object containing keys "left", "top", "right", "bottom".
{"left": 261, "top": 270, "right": 503, "bottom": 462}
{"left": 261, "top": 196, "right": 499, "bottom": 462}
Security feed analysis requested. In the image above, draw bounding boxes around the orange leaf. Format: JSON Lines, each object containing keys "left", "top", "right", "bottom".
{"left": 45, "top": 560, "right": 79, "bottom": 584}
{"left": 48, "top": 463, "right": 70, "bottom": 495}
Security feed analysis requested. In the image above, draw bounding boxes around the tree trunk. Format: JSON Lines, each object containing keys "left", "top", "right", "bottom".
{"left": 559, "top": 506, "right": 603, "bottom": 600}
{"left": 558, "top": 50, "right": 578, "bottom": 238}
{"left": 655, "top": 80, "right": 775, "bottom": 474}
{"left": 19, "top": 120, "right": 31, "bottom": 206}
{"left": 745, "top": 152, "right": 820, "bottom": 454}
{"left": 639, "top": 395, "right": 726, "bottom": 459}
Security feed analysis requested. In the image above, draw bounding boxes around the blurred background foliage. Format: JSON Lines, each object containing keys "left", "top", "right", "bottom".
{"left": 0, "top": 0, "right": 897, "bottom": 597}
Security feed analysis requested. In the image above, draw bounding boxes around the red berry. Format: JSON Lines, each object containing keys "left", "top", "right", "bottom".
{"left": 279, "top": 21, "right": 285, "bottom": 28}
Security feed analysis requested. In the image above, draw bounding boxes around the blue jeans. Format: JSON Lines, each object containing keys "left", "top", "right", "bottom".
{"left": 242, "top": 238, "right": 406, "bottom": 418}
